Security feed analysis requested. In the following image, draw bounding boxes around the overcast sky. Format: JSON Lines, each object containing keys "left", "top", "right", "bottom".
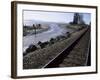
{"left": 23, "top": 10, "right": 91, "bottom": 24}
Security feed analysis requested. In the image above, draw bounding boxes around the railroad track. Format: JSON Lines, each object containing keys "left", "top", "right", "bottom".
{"left": 23, "top": 28, "right": 90, "bottom": 69}
{"left": 43, "top": 28, "right": 90, "bottom": 68}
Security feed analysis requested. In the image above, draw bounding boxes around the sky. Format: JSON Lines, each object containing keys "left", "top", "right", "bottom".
{"left": 23, "top": 10, "right": 91, "bottom": 25}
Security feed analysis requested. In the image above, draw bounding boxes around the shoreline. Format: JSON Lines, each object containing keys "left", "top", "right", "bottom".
{"left": 23, "top": 23, "right": 76, "bottom": 52}
{"left": 23, "top": 28, "right": 87, "bottom": 69}
{"left": 23, "top": 25, "right": 50, "bottom": 36}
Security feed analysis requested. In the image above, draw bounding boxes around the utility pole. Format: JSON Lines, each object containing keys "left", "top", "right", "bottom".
{"left": 33, "top": 24, "right": 37, "bottom": 44}
{"left": 35, "top": 24, "right": 37, "bottom": 37}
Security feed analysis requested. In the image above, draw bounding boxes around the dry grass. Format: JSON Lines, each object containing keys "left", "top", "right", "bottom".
{"left": 23, "top": 28, "right": 87, "bottom": 69}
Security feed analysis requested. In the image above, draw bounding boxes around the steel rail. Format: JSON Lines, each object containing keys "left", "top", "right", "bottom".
{"left": 43, "top": 28, "right": 89, "bottom": 68}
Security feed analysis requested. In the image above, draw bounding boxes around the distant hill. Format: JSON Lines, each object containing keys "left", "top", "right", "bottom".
{"left": 24, "top": 19, "right": 68, "bottom": 26}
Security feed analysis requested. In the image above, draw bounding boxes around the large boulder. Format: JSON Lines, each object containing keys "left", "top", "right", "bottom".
{"left": 26, "top": 44, "right": 38, "bottom": 53}
{"left": 39, "top": 41, "right": 49, "bottom": 48}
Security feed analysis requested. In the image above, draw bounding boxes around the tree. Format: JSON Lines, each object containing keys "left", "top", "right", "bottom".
{"left": 33, "top": 24, "right": 37, "bottom": 36}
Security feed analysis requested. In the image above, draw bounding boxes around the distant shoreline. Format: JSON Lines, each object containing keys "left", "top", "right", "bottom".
{"left": 24, "top": 26, "right": 50, "bottom": 36}
{"left": 23, "top": 24, "right": 50, "bottom": 36}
